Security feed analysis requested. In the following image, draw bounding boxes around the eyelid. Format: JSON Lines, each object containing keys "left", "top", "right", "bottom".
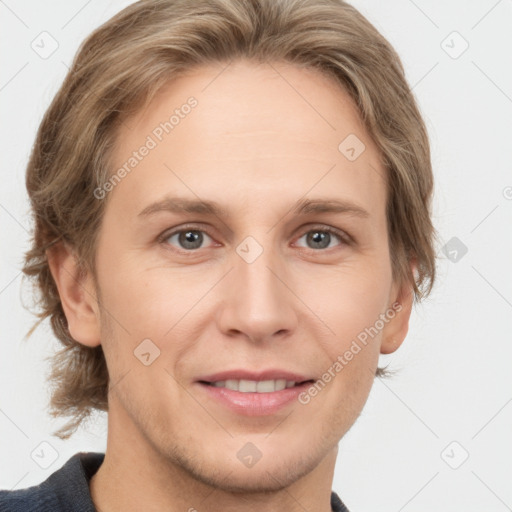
{"left": 157, "top": 223, "right": 218, "bottom": 248}
{"left": 157, "top": 222, "right": 354, "bottom": 251}
{"left": 293, "top": 224, "right": 353, "bottom": 248}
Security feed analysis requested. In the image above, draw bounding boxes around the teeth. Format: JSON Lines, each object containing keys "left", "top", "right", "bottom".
{"left": 257, "top": 380, "right": 278, "bottom": 392}
{"left": 225, "top": 379, "right": 239, "bottom": 391}
{"left": 239, "top": 379, "right": 257, "bottom": 392}
{"left": 212, "top": 379, "right": 291, "bottom": 393}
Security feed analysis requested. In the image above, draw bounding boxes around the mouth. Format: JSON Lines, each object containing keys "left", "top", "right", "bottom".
{"left": 198, "top": 378, "right": 315, "bottom": 393}
{"left": 195, "top": 372, "right": 316, "bottom": 416}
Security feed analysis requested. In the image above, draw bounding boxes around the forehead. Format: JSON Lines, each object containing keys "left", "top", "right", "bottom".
{"left": 106, "top": 59, "right": 386, "bottom": 219}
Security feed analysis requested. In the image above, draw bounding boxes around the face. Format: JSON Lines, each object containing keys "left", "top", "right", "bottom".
{"left": 63, "top": 60, "right": 411, "bottom": 492}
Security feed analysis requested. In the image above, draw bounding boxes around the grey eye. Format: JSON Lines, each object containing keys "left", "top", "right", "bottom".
{"left": 166, "top": 230, "right": 212, "bottom": 250}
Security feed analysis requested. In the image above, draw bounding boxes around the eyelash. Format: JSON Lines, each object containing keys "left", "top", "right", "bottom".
{"left": 157, "top": 223, "right": 353, "bottom": 254}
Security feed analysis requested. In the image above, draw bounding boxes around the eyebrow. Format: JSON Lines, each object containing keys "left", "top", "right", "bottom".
{"left": 137, "top": 196, "right": 370, "bottom": 219}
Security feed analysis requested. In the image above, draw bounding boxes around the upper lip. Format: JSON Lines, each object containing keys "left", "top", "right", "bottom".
{"left": 197, "top": 369, "right": 315, "bottom": 383}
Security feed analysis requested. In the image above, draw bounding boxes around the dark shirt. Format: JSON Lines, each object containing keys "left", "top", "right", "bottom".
{"left": 0, "top": 452, "right": 350, "bottom": 511}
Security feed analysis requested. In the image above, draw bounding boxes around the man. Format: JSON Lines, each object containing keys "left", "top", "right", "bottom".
{"left": 1, "top": 0, "right": 436, "bottom": 510}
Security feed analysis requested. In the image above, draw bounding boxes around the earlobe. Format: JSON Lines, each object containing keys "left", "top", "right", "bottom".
{"left": 46, "top": 242, "right": 101, "bottom": 347}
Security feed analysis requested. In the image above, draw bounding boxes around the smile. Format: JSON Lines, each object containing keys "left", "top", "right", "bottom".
{"left": 203, "top": 379, "right": 313, "bottom": 393}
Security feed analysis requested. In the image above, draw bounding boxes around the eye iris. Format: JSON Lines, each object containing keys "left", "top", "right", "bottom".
{"left": 307, "top": 231, "right": 331, "bottom": 249}
{"left": 179, "top": 230, "right": 203, "bottom": 250}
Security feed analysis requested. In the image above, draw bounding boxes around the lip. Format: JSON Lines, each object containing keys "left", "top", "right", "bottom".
{"left": 196, "top": 380, "right": 314, "bottom": 416}
{"left": 196, "top": 369, "right": 313, "bottom": 383}
{"left": 195, "top": 369, "right": 315, "bottom": 417}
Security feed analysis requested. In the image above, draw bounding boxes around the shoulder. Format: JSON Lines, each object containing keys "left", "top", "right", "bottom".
{"left": 0, "top": 485, "right": 54, "bottom": 512}
{"left": 0, "top": 452, "right": 104, "bottom": 512}
{"left": 331, "top": 490, "right": 351, "bottom": 512}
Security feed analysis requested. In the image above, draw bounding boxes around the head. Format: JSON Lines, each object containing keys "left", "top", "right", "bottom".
{"left": 22, "top": 0, "right": 436, "bottom": 490}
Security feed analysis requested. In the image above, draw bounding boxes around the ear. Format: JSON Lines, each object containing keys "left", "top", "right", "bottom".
{"left": 380, "top": 261, "right": 416, "bottom": 355}
{"left": 46, "top": 241, "right": 101, "bottom": 347}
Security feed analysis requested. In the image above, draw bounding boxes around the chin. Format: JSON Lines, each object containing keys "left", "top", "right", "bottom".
{"left": 193, "top": 452, "right": 322, "bottom": 494}
{"left": 174, "top": 435, "right": 329, "bottom": 493}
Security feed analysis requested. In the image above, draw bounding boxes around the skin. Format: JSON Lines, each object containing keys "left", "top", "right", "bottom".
{"left": 48, "top": 59, "right": 413, "bottom": 512}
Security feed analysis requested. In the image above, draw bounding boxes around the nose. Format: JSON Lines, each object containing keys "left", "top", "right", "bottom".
{"left": 216, "top": 241, "right": 298, "bottom": 344}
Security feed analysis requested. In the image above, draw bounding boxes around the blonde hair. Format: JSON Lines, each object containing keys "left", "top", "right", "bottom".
{"left": 22, "top": 0, "right": 437, "bottom": 439}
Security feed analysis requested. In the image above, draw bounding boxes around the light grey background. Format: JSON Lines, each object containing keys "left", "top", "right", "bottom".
{"left": 1, "top": 1, "right": 511, "bottom": 510}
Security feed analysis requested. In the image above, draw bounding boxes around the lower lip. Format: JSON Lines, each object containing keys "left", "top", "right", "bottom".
{"left": 197, "top": 382, "right": 313, "bottom": 416}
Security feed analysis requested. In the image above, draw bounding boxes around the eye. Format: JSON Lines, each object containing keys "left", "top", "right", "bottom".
{"left": 158, "top": 224, "right": 351, "bottom": 253}
{"left": 295, "top": 226, "right": 349, "bottom": 251}
{"left": 161, "top": 227, "right": 215, "bottom": 251}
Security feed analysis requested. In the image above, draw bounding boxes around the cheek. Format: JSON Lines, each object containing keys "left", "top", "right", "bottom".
{"left": 96, "top": 257, "right": 212, "bottom": 358}
{"left": 303, "top": 261, "right": 392, "bottom": 343}
{"left": 300, "top": 264, "right": 391, "bottom": 411}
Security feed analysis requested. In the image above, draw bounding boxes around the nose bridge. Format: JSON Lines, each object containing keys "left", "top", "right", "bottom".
{"left": 218, "top": 233, "right": 297, "bottom": 341}
{"left": 237, "top": 235, "right": 281, "bottom": 305}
